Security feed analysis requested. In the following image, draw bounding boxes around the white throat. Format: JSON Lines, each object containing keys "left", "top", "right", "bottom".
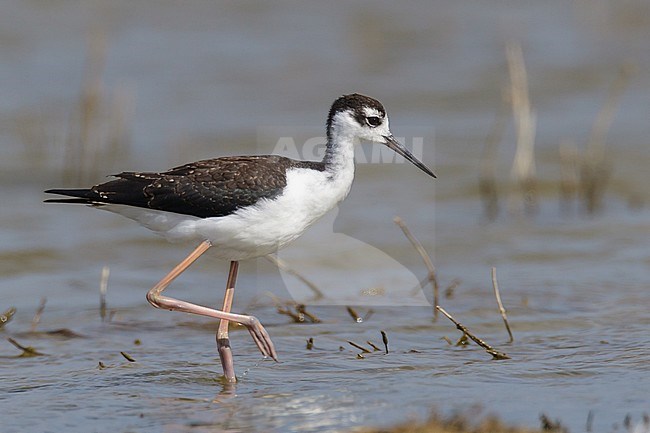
{"left": 323, "top": 111, "right": 363, "bottom": 180}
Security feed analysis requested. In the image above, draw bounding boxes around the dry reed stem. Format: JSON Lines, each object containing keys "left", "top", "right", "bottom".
{"left": 276, "top": 305, "right": 303, "bottom": 323}
{"left": 491, "top": 267, "right": 513, "bottom": 342}
{"left": 348, "top": 341, "right": 372, "bottom": 353}
{"left": 295, "top": 304, "right": 322, "bottom": 323}
{"left": 99, "top": 265, "right": 110, "bottom": 322}
{"left": 381, "top": 330, "right": 389, "bottom": 354}
{"left": 367, "top": 341, "right": 381, "bottom": 351}
{"left": 506, "top": 41, "right": 538, "bottom": 216}
{"left": 444, "top": 279, "right": 461, "bottom": 299}
{"left": 0, "top": 307, "right": 17, "bottom": 330}
{"left": 479, "top": 91, "right": 509, "bottom": 221}
{"left": 587, "top": 64, "right": 633, "bottom": 164}
{"left": 63, "top": 27, "right": 134, "bottom": 186}
{"left": 393, "top": 216, "right": 438, "bottom": 320}
{"left": 8, "top": 338, "right": 45, "bottom": 357}
{"left": 272, "top": 300, "right": 321, "bottom": 323}
{"left": 559, "top": 139, "right": 579, "bottom": 214}
{"left": 580, "top": 64, "right": 633, "bottom": 214}
{"left": 586, "top": 410, "right": 594, "bottom": 432}
{"left": 456, "top": 333, "right": 470, "bottom": 346}
{"left": 104, "top": 84, "right": 135, "bottom": 173}
{"left": 413, "top": 276, "right": 430, "bottom": 295}
{"left": 65, "top": 28, "right": 106, "bottom": 185}
{"left": 265, "top": 255, "right": 324, "bottom": 300}
{"left": 436, "top": 306, "right": 510, "bottom": 360}
{"left": 120, "top": 351, "right": 136, "bottom": 362}
{"left": 362, "top": 309, "right": 375, "bottom": 321}
{"left": 30, "top": 297, "right": 47, "bottom": 332}
{"left": 346, "top": 306, "right": 363, "bottom": 323}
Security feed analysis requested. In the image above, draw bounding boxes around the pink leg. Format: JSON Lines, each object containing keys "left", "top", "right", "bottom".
{"left": 217, "top": 261, "right": 238, "bottom": 382}
{"left": 146, "top": 241, "right": 278, "bottom": 365}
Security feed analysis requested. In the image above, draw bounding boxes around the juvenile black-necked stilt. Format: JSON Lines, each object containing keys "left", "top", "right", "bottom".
{"left": 45, "top": 93, "right": 435, "bottom": 382}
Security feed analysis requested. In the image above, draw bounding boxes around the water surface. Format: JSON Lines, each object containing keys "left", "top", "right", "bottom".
{"left": 1, "top": 1, "right": 649, "bottom": 432}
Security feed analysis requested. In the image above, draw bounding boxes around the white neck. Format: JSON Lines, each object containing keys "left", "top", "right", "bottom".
{"left": 323, "top": 112, "right": 360, "bottom": 184}
{"left": 324, "top": 132, "right": 355, "bottom": 177}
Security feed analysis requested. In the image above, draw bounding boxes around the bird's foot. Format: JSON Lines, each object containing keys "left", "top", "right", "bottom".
{"left": 244, "top": 316, "right": 278, "bottom": 361}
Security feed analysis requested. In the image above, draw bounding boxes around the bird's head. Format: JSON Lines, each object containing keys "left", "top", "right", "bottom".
{"left": 326, "top": 93, "right": 436, "bottom": 178}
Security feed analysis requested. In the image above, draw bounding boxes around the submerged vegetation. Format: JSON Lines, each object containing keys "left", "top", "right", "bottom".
{"left": 356, "top": 411, "right": 556, "bottom": 433}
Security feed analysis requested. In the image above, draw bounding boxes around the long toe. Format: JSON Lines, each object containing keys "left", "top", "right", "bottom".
{"left": 246, "top": 316, "right": 279, "bottom": 361}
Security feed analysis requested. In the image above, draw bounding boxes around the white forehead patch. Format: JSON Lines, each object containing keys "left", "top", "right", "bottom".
{"left": 363, "top": 107, "right": 384, "bottom": 118}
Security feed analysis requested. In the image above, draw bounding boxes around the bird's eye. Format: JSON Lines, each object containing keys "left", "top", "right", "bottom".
{"left": 365, "top": 116, "right": 382, "bottom": 127}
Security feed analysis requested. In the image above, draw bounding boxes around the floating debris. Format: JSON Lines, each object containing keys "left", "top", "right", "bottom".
{"left": 0, "top": 307, "right": 17, "bottom": 330}
{"left": 120, "top": 351, "right": 136, "bottom": 362}
{"left": 539, "top": 414, "right": 568, "bottom": 433}
{"left": 7, "top": 338, "right": 46, "bottom": 357}
{"left": 44, "top": 328, "right": 84, "bottom": 339}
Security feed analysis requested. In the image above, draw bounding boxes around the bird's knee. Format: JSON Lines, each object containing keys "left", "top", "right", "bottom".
{"left": 146, "top": 291, "right": 162, "bottom": 309}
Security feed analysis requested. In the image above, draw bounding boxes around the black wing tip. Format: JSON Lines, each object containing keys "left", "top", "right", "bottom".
{"left": 44, "top": 188, "right": 93, "bottom": 197}
{"left": 44, "top": 188, "right": 101, "bottom": 204}
{"left": 44, "top": 198, "right": 97, "bottom": 205}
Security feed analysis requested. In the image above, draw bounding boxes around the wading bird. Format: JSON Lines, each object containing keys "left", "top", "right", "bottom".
{"left": 45, "top": 93, "right": 436, "bottom": 382}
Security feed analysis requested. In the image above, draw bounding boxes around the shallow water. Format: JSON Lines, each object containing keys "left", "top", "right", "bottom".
{"left": 1, "top": 1, "right": 649, "bottom": 432}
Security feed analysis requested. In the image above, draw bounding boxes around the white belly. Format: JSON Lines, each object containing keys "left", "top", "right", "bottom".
{"left": 100, "top": 166, "right": 354, "bottom": 261}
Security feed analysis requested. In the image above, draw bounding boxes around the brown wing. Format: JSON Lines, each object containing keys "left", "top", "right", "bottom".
{"left": 45, "top": 155, "right": 324, "bottom": 218}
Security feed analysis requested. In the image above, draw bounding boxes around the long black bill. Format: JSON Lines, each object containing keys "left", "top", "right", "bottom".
{"left": 383, "top": 135, "right": 436, "bottom": 178}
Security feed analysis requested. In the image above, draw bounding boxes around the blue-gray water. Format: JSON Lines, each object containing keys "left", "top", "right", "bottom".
{"left": 1, "top": 1, "right": 649, "bottom": 432}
